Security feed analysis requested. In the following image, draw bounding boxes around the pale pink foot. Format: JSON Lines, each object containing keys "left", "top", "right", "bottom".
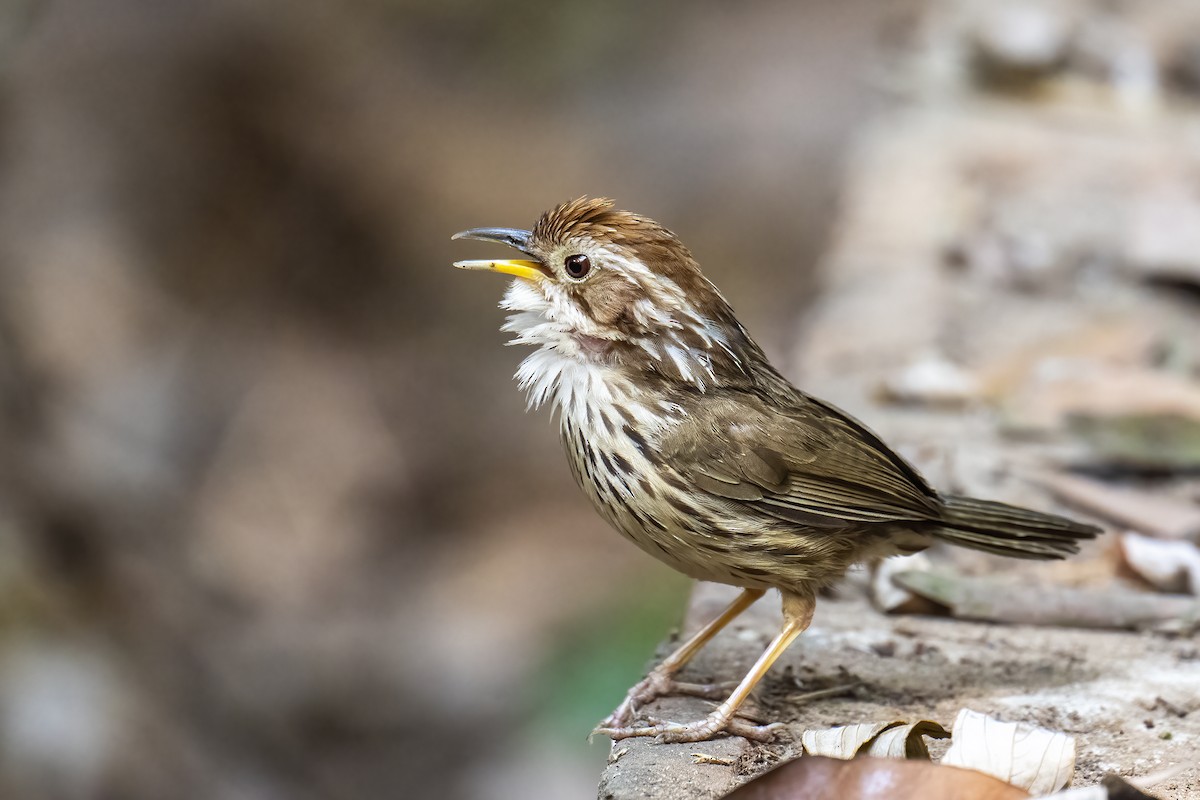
{"left": 595, "top": 710, "right": 784, "bottom": 743}
{"left": 594, "top": 669, "right": 739, "bottom": 731}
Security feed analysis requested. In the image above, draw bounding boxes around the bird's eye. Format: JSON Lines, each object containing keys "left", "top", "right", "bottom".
{"left": 563, "top": 254, "right": 592, "bottom": 280}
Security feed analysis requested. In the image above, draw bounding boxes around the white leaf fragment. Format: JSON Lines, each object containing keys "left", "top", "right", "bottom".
{"left": 1119, "top": 532, "right": 1200, "bottom": 595}
{"left": 866, "top": 720, "right": 950, "bottom": 759}
{"left": 872, "top": 552, "right": 934, "bottom": 613}
{"left": 941, "top": 709, "right": 1075, "bottom": 795}
{"left": 879, "top": 353, "right": 981, "bottom": 406}
{"left": 801, "top": 719, "right": 948, "bottom": 760}
{"left": 802, "top": 722, "right": 896, "bottom": 759}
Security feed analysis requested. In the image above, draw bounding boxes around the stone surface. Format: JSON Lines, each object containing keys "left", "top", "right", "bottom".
{"left": 598, "top": 584, "right": 1200, "bottom": 799}
{"left": 597, "top": 0, "right": 1200, "bottom": 796}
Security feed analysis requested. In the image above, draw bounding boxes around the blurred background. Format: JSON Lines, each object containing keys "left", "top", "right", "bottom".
{"left": 7, "top": 0, "right": 1200, "bottom": 797}
{"left": 0, "top": 1, "right": 901, "bottom": 797}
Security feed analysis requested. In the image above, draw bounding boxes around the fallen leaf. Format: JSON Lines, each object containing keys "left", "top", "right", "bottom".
{"left": 1035, "top": 472, "right": 1200, "bottom": 541}
{"left": 722, "top": 755, "right": 1030, "bottom": 800}
{"left": 801, "top": 722, "right": 897, "bottom": 759}
{"left": 1119, "top": 533, "right": 1200, "bottom": 594}
{"left": 892, "top": 570, "right": 1200, "bottom": 631}
{"left": 872, "top": 553, "right": 938, "bottom": 613}
{"left": 801, "top": 719, "right": 949, "bottom": 760}
{"left": 878, "top": 354, "right": 982, "bottom": 407}
{"left": 941, "top": 709, "right": 1075, "bottom": 795}
{"left": 865, "top": 720, "right": 951, "bottom": 759}
{"left": 1126, "top": 182, "right": 1200, "bottom": 290}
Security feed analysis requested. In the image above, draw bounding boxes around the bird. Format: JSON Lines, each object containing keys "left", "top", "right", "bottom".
{"left": 451, "top": 197, "right": 1101, "bottom": 744}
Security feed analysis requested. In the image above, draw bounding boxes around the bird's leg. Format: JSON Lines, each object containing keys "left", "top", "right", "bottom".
{"left": 595, "top": 588, "right": 764, "bottom": 732}
{"left": 596, "top": 590, "right": 815, "bottom": 744}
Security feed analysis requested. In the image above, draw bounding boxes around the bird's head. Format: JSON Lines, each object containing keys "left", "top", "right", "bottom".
{"left": 453, "top": 198, "right": 753, "bottom": 402}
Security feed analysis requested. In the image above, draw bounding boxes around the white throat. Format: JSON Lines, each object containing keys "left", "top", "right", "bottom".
{"left": 498, "top": 275, "right": 739, "bottom": 419}
{"left": 500, "top": 279, "right": 616, "bottom": 414}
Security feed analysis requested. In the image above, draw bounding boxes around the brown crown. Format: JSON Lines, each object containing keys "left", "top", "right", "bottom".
{"left": 531, "top": 197, "right": 677, "bottom": 252}
{"left": 530, "top": 197, "right": 720, "bottom": 298}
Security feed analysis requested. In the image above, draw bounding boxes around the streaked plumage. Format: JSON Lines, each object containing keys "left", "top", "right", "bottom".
{"left": 453, "top": 197, "right": 1100, "bottom": 743}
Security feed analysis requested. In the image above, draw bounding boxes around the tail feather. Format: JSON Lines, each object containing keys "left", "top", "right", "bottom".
{"left": 933, "top": 494, "right": 1101, "bottom": 560}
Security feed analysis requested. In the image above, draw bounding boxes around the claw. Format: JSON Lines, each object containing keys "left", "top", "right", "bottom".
{"left": 594, "top": 590, "right": 813, "bottom": 745}
{"left": 595, "top": 669, "right": 675, "bottom": 730}
{"left": 596, "top": 671, "right": 745, "bottom": 731}
{"left": 594, "top": 710, "right": 785, "bottom": 744}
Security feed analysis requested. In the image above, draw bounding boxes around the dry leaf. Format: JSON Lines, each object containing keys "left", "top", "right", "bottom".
{"left": 878, "top": 354, "right": 981, "bottom": 407}
{"left": 1119, "top": 533, "right": 1200, "bottom": 595}
{"left": 801, "top": 722, "right": 897, "bottom": 759}
{"left": 801, "top": 719, "right": 948, "bottom": 760}
{"left": 722, "top": 755, "right": 1030, "bottom": 800}
{"left": 865, "top": 720, "right": 951, "bottom": 759}
{"left": 1126, "top": 183, "right": 1200, "bottom": 289}
{"left": 941, "top": 709, "right": 1075, "bottom": 795}
{"left": 1036, "top": 472, "right": 1200, "bottom": 541}
{"left": 872, "top": 553, "right": 937, "bottom": 613}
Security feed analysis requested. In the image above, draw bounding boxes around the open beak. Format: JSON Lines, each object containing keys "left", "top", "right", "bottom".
{"left": 451, "top": 227, "right": 547, "bottom": 282}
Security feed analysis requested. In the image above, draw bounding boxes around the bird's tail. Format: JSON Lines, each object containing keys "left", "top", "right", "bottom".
{"left": 932, "top": 494, "right": 1101, "bottom": 560}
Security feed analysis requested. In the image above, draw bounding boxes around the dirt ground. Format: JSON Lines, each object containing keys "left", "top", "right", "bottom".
{"left": 598, "top": 582, "right": 1200, "bottom": 799}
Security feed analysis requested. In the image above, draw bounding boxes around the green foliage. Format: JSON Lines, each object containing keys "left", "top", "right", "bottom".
{"left": 530, "top": 568, "right": 690, "bottom": 741}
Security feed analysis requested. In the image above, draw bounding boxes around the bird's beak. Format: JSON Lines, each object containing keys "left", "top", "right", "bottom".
{"left": 451, "top": 227, "right": 547, "bottom": 282}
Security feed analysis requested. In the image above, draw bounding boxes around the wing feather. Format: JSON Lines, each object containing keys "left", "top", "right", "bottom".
{"left": 658, "top": 391, "right": 940, "bottom": 529}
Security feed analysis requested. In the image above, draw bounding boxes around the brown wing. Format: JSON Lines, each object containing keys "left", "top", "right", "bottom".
{"left": 659, "top": 391, "right": 942, "bottom": 528}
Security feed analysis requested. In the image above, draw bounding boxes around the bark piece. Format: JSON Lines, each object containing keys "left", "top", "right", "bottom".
{"left": 891, "top": 570, "right": 1200, "bottom": 631}
{"left": 1004, "top": 365, "right": 1200, "bottom": 433}
{"left": 1068, "top": 413, "right": 1200, "bottom": 471}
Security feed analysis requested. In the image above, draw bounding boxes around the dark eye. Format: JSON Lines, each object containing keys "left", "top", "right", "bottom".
{"left": 564, "top": 254, "right": 592, "bottom": 280}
